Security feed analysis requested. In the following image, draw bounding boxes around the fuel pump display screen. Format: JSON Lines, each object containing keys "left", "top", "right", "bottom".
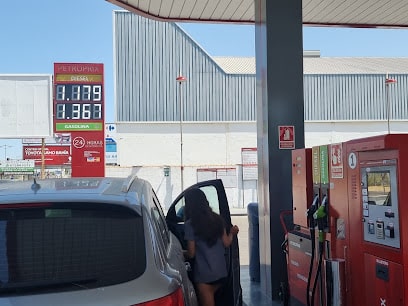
{"left": 366, "top": 172, "right": 391, "bottom": 206}
{"left": 361, "top": 164, "right": 400, "bottom": 249}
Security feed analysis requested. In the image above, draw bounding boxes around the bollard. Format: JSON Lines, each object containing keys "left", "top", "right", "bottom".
{"left": 247, "top": 202, "right": 260, "bottom": 282}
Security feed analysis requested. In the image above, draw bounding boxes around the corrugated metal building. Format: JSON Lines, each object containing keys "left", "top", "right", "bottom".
{"left": 114, "top": 10, "right": 256, "bottom": 123}
{"left": 110, "top": 11, "right": 408, "bottom": 209}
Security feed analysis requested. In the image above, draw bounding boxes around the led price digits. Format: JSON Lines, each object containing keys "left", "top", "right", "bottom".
{"left": 56, "top": 84, "right": 102, "bottom": 101}
{"left": 56, "top": 103, "right": 102, "bottom": 120}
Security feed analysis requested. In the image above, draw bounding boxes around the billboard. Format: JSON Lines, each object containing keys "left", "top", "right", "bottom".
{"left": 241, "top": 148, "right": 258, "bottom": 181}
{"left": 23, "top": 145, "right": 71, "bottom": 166}
{"left": 0, "top": 160, "right": 35, "bottom": 175}
{"left": 105, "top": 123, "right": 118, "bottom": 165}
{"left": 23, "top": 133, "right": 71, "bottom": 145}
{"left": 0, "top": 75, "right": 53, "bottom": 138}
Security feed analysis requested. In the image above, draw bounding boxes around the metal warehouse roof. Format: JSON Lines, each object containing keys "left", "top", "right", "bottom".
{"left": 108, "top": 0, "right": 408, "bottom": 28}
{"left": 213, "top": 57, "right": 256, "bottom": 74}
{"left": 213, "top": 56, "right": 408, "bottom": 75}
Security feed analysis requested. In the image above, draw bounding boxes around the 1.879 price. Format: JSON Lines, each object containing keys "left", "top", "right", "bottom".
{"left": 56, "top": 84, "right": 102, "bottom": 101}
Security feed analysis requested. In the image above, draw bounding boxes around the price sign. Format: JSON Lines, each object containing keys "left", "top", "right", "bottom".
{"left": 54, "top": 63, "right": 105, "bottom": 177}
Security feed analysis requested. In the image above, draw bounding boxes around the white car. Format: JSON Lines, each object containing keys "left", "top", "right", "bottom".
{"left": 0, "top": 175, "right": 241, "bottom": 306}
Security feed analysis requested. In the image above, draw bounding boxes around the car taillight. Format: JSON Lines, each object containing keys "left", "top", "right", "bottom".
{"left": 0, "top": 203, "right": 51, "bottom": 209}
{"left": 132, "top": 287, "right": 185, "bottom": 306}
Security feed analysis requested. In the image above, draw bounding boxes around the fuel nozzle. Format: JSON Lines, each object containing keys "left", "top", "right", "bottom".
{"left": 313, "top": 195, "right": 328, "bottom": 247}
{"left": 307, "top": 194, "right": 319, "bottom": 229}
{"left": 313, "top": 196, "right": 327, "bottom": 223}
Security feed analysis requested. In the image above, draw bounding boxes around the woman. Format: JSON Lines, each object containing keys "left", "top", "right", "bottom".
{"left": 183, "top": 188, "right": 239, "bottom": 306}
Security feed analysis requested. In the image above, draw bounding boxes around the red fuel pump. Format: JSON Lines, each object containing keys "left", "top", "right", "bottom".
{"left": 288, "top": 146, "right": 329, "bottom": 306}
{"left": 287, "top": 148, "right": 314, "bottom": 305}
{"left": 288, "top": 133, "right": 408, "bottom": 306}
{"left": 345, "top": 134, "right": 408, "bottom": 306}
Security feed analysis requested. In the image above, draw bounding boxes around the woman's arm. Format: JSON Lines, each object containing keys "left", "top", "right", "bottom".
{"left": 222, "top": 225, "right": 239, "bottom": 248}
{"left": 184, "top": 240, "right": 196, "bottom": 259}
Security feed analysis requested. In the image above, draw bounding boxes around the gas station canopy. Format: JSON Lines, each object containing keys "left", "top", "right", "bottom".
{"left": 108, "top": 0, "right": 408, "bottom": 28}
{"left": 106, "top": 0, "right": 408, "bottom": 303}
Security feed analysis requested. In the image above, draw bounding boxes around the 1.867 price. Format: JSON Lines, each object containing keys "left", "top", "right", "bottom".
{"left": 56, "top": 103, "right": 102, "bottom": 120}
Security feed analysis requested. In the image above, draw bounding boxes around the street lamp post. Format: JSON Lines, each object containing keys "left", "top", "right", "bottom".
{"left": 385, "top": 74, "right": 397, "bottom": 134}
{"left": 0, "top": 145, "right": 13, "bottom": 160}
{"left": 176, "top": 74, "right": 187, "bottom": 192}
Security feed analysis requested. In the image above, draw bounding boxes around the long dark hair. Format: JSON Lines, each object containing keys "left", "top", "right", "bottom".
{"left": 184, "top": 188, "right": 224, "bottom": 247}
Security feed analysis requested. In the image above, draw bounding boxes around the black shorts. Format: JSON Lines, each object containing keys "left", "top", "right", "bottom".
{"left": 206, "top": 277, "right": 228, "bottom": 286}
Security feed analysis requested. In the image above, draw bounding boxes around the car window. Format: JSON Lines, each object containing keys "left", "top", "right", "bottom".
{"left": 151, "top": 191, "right": 170, "bottom": 248}
{"left": 0, "top": 202, "right": 146, "bottom": 295}
{"left": 174, "top": 185, "right": 220, "bottom": 221}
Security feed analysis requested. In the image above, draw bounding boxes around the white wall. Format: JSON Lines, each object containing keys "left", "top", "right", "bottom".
{"left": 106, "top": 120, "right": 408, "bottom": 210}
{"left": 305, "top": 120, "right": 408, "bottom": 147}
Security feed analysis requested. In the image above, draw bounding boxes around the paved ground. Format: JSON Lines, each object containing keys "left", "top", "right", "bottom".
{"left": 231, "top": 214, "right": 279, "bottom": 306}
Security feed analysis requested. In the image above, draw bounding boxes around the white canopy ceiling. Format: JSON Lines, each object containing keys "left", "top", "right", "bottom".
{"left": 107, "top": 0, "right": 408, "bottom": 28}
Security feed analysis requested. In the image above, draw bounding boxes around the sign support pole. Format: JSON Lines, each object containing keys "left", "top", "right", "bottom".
{"left": 41, "top": 138, "right": 45, "bottom": 179}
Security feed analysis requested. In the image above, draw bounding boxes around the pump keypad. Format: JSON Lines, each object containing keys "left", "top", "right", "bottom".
{"left": 361, "top": 164, "right": 400, "bottom": 249}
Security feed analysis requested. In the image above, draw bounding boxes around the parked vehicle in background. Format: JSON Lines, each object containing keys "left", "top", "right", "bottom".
{"left": 0, "top": 175, "right": 241, "bottom": 306}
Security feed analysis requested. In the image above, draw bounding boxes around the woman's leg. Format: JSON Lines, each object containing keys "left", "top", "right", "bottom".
{"left": 196, "top": 283, "right": 222, "bottom": 306}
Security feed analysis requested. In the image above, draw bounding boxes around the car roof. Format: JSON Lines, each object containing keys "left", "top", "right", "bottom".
{"left": 0, "top": 175, "right": 147, "bottom": 213}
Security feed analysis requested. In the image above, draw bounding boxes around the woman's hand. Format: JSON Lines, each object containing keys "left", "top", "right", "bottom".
{"left": 222, "top": 225, "right": 240, "bottom": 247}
{"left": 230, "top": 225, "right": 239, "bottom": 236}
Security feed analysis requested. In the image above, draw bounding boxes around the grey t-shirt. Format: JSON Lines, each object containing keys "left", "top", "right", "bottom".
{"left": 184, "top": 219, "right": 228, "bottom": 283}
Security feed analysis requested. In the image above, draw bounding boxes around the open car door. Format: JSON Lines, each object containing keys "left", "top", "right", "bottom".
{"left": 166, "top": 179, "right": 242, "bottom": 306}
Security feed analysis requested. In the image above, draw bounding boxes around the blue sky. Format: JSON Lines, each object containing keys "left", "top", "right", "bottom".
{"left": 1, "top": 0, "right": 408, "bottom": 159}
